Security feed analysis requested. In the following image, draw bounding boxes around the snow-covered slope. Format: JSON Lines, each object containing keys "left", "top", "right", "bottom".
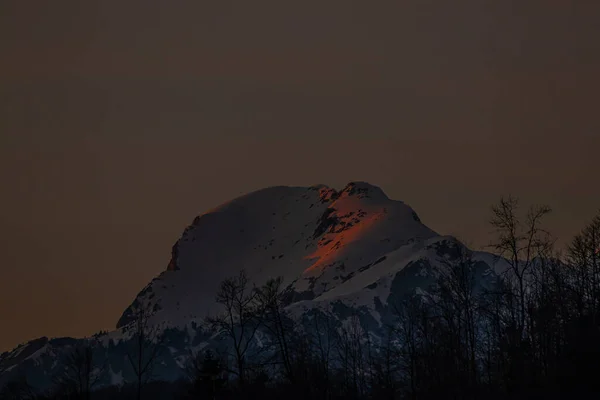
{"left": 0, "top": 182, "right": 505, "bottom": 391}
{"left": 117, "top": 182, "right": 437, "bottom": 329}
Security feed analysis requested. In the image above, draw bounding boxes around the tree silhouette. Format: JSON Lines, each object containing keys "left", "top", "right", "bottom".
{"left": 52, "top": 343, "right": 106, "bottom": 400}
{"left": 255, "top": 276, "right": 295, "bottom": 384}
{"left": 206, "top": 269, "right": 261, "bottom": 389}
{"left": 126, "top": 302, "right": 165, "bottom": 400}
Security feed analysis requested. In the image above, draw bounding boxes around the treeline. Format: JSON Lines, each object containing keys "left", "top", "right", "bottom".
{"left": 382, "top": 198, "right": 600, "bottom": 399}
{"left": 179, "top": 197, "right": 600, "bottom": 400}
{"left": 2, "top": 197, "right": 600, "bottom": 400}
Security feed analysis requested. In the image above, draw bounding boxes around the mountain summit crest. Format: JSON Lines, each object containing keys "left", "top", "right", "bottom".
{"left": 118, "top": 181, "right": 435, "bottom": 329}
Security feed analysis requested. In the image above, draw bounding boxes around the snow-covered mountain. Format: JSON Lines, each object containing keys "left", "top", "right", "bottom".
{"left": 0, "top": 182, "right": 504, "bottom": 390}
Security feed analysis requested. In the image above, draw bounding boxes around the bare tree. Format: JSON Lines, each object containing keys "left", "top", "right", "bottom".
{"left": 255, "top": 276, "right": 295, "bottom": 383}
{"left": 435, "top": 245, "right": 481, "bottom": 391}
{"left": 489, "top": 196, "right": 552, "bottom": 340}
{"left": 335, "top": 315, "right": 368, "bottom": 400}
{"left": 206, "top": 270, "right": 261, "bottom": 388}
{"left": 313, "top": 311, "right": 334, "bottom": 384}
{"left": 568, "top": 214, "right": 600, "bottom": 320}
{"left": 296, "top": 310, "right": 335, "bottom": 400}
{"left": 393, "top": 297, "right": 421, "bottom": 399}
{"left": 126, "top": 303, "right": 165, "bottom": 400}
{"left": 53, "top": 343, "right": 106, "bottom": 400}
{"left": 367, "top": 326, "right": 398, "bottom": 400}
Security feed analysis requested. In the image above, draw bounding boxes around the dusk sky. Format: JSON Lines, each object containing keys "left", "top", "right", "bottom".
{"left": 1, "top": 1, "right": 599, "bottom": 352}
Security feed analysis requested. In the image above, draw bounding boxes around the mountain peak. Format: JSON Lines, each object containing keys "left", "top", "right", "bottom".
{"left": 117, "top": 182, "right": 437, "bottom": 329}
{"left": 2, "top": 182, "right": 506, "bottom": 392}
{"left": 339, "top": 181, "right": 389, "bottom": 200}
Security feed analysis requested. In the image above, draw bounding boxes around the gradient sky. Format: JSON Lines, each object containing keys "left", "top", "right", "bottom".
{"left": 1, "top": 1, "right": 599, "bottom": 352}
